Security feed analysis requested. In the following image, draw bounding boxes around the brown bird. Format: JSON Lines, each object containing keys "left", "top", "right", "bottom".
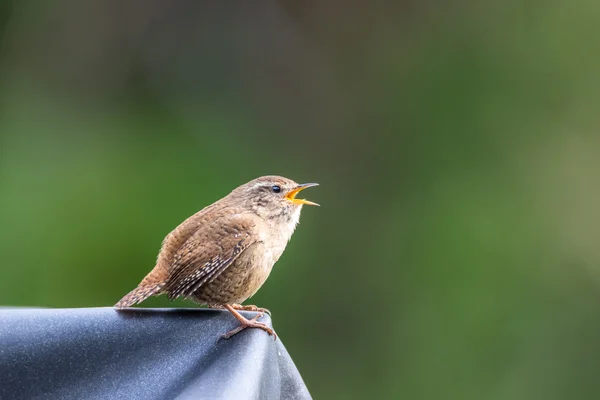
{"left": 115, "top": 175, "right": 319, "bottom": 339}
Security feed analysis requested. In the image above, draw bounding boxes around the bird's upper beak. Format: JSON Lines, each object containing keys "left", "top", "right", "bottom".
{"left": 285, "top": 183, "right": 319, "bottom": 206}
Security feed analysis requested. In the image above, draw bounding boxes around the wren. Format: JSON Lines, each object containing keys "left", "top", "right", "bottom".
{"left": 115, "top": 176, "right": 319, "bottom": 339}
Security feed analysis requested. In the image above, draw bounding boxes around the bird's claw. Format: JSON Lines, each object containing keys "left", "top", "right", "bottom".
{"left": 220, "top": 313, "right": 277, "bottom": 341}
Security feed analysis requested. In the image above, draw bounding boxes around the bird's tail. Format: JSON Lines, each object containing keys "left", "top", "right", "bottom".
{"left": 114, "top": 282, "right": 165, "bottom": 309}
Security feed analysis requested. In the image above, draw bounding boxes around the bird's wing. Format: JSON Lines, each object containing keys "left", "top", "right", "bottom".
{"left": 164, "top": 217, "right": 258, "bottom": 300}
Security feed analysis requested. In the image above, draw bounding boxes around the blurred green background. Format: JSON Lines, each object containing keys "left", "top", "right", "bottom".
{"left": 2, "top": 1, "right": 600, "bottom": 399}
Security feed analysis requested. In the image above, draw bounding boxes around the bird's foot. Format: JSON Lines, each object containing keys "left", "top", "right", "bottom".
{"left": 230, "top": 303, "right": 271, "bottom": 316}
{"left": 221, "top": 313, "right": 277, "bottom": 340}
{"left": 221, "top": 304, "right": 277, "bottom": 340}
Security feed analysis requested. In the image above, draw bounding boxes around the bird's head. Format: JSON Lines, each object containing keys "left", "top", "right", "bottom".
{"left": 229, "top": 176, "right": 319, "bottom": 223}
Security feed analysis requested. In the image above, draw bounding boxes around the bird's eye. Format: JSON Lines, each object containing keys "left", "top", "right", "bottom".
{"left": 271, "top": 185, "right": 281, "bottom": 193}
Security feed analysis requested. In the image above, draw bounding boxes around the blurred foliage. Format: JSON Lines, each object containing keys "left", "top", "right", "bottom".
{"left": 2, "top": 1, "right": 600, "bottom": 399}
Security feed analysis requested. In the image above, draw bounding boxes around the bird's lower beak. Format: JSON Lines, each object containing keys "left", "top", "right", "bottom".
{"left": 285, "top": 183, "right": 319, "bottom": 206}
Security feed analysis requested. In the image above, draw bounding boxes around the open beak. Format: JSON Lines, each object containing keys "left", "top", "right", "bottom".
{"left": 285, "top": 183, "right": 319, "bottom": 206}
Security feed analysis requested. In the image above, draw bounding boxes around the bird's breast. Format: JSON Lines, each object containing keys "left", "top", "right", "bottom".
{"left": 257, "top": 232, "right": 288, "bottom": 271}
{"left": 258, "top": 209, "right": 301, "bottom": 268}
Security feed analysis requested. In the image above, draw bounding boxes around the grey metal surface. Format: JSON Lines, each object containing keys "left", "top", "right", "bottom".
{"left": 0, "top": 307, "right": 311, "bottom": 400}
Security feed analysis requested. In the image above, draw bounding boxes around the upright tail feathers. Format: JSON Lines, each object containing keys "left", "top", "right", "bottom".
{"left": 114, "top": 283, "right": 165, "bottom": 309}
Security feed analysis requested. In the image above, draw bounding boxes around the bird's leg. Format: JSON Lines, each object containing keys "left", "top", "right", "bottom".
{"left": 207, "top": 303, "right": 270, "bottom": 316}
{"left": 221, "top": 304, "right": 277, "bottom": 340}
{"left": 230, "top": 303, "right": 271, "bottom": 316}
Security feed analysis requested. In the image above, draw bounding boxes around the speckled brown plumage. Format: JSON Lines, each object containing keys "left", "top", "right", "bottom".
{"left": 115, "top": 176, "right": 318, "bottom": 339}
